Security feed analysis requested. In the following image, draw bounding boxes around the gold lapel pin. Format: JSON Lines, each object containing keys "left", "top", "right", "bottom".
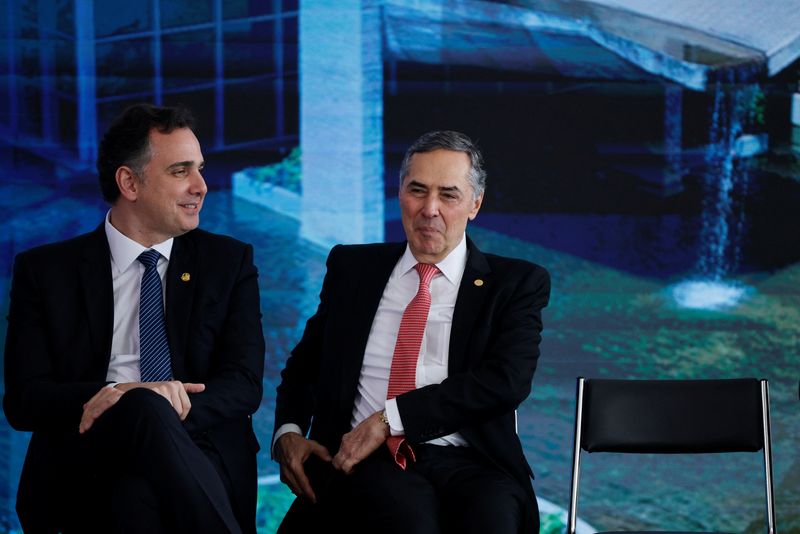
{"left": 474, "top": 279, "right": 484, "bottom": 287}
{"left": 181, "top": 273, "right": 191, "bottom": 282}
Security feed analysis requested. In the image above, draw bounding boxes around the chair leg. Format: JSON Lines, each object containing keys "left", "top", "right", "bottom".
{"left": 567, "top": 377, "right": 587, "bottom": 534}
{"left": 760, "top": 380, "right": 777, "bottom": 534}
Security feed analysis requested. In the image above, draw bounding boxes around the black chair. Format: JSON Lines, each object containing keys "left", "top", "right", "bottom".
{"left": 567, "top": 377, "right": 777, "bottom": 534}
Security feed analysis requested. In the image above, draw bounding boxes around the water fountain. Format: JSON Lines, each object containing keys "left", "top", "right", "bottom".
{"left": 671, "top": 76, "right": 761, "bottom": 310}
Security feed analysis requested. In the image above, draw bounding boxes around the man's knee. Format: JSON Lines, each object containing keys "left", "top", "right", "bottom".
{"left": 93, "top": 387, "right": 183, "bottom": 451}
{"left": 446, "top": 484, "right": 530, "bottom": 534}
{"left": 333, "top": 455, "right": 441, "bottom": 534}
{"left": 111, "top": 387, "right": 177, "bottom": 424}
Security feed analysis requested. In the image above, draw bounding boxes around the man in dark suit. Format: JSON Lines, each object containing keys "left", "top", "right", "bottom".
{"left": 3, "top": 104, "right": 265, "bottom": 533}
{"left": 273, "top": 131, "right": 550, "bottom": 533}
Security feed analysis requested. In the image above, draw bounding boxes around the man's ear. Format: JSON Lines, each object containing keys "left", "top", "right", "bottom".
{"left": 116, "top": 166, "right": 139, "bottom": 201}
{"left": 468, "top": 192, "right": 483, "bottom": 221}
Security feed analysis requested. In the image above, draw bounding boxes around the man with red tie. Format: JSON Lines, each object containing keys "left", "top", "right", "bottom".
{"left": 273, "top": 131, "right": 551, "bottom": 533}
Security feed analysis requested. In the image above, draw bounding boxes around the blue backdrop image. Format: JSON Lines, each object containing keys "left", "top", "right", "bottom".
{"left": 1, "top": 1, "right": 799, "bottom": 532}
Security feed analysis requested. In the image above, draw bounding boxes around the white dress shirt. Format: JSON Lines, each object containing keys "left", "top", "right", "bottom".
{"left": 104, "top": 211, "right": 173, "bottom": 383}
{"left": 352, "top": 235, "right": 468, "bottom": 446}
{"left": 273, "top": 234, "right": 470, "bottom": 450}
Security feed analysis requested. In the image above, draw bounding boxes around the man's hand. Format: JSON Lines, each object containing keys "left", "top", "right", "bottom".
{"left": 332, "top": 411, "right": 390, "bottom": 475}
{"left": 275, "top": 433, "right": 332, "bottom": 503}
{"left": 79, "top": 381, "right": 205, "bottom": 434}
{"left": 79, "top": 386, "right": 125, "bottom": 434}
{"left": 116, "top": 381, "right": 205, "bottom": 420}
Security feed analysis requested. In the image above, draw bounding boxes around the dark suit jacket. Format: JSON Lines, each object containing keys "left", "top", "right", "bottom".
{"left": 3, "top": 225, "right": 265, "bottom": 532}
{"left": 274, "top": 237, "right": 550, "bottom": 527}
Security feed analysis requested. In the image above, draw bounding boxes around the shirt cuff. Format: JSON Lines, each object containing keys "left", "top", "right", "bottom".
{"left": 384, "top": 398, "right": 404, "bottom": 436}
{"left": 272, "top": 423, "right": 304, "bottom": 456}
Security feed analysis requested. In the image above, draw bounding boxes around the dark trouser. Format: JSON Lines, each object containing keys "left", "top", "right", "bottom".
{"left": 61, "top": 388, "right": 242, "bottom": 534}
{"left": 280, "top": 444, "right": 537, "bottom": 534}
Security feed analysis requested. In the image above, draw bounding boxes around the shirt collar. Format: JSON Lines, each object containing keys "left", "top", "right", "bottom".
{"left": 400, "top": 234, "right": 468, "bottom": 286}
{"left": 105, "top": 210, "right": 174, "bottom": 275}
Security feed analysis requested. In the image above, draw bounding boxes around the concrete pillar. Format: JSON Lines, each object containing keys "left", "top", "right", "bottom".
{"left": 273, "top": 0, "right": 285, "bottom": 138}
{"left": 75, "top": 0, "right": 97, "bottom": 162}
{"left": 213, "top": 0, "right": 224, "bottom": 149}
{"left": 38, "top": 0, "right": 57, "bottom": 146}
{"left": 152, "top": 0, "right": 162, "bottom": 105}
{"left": 3, "top": 0, "right": 19, "bottom": 138}
{"left": 299, "top": 0, "right": 384, "bottom": 248}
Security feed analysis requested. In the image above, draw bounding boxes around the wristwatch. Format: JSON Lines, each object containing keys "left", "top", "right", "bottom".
{"left": 380, "top": 409, "right": 390, "bottom": 427}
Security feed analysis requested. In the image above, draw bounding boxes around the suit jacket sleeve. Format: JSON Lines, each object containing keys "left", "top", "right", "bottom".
{"left": 396, "top": 260, "right": 551, "bottom": 444}
{"left": 181, "top": 241, "right": 265, "bottom": 433}
{"left": 272, "top": 245, "right": 340, "bottom": 440}
{"left": 3, "top": 250, "right": 109, "bottom": 431}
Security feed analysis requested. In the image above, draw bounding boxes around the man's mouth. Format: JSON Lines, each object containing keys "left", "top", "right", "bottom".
{"left": 179, "top": 202, "right": 200, "bottom": 210}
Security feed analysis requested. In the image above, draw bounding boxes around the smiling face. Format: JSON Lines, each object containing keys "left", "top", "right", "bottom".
{"left": 399, "top": 149, "right": 483, "bottom": 264}
{"left": 116, "top": 127, "right": 207, "bottom": 246}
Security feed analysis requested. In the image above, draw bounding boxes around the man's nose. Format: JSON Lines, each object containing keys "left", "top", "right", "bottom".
{"left": 421, "top": 195, "right": 440, "bottom": 217}
{"left": 190, "top": 171, "right": 207, "bottom": 196}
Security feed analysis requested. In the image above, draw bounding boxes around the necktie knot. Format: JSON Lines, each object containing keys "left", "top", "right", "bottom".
{"left": 414, "top": 263, "right": 439, "bottom": 288}
{"left": 138, "top": 249, "right": 161, "bottom": 269}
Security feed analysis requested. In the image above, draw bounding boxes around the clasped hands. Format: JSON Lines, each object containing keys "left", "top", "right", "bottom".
{"left": 275, "top": 411, "right": 390, "bottom": 503}
{"left": 79, "top": 380, "right": 205, "bottom": 434}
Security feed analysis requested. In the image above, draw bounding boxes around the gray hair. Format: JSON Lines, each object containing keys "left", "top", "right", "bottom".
{"left": 398, "top": 130, "right": 486, "bottom": 199}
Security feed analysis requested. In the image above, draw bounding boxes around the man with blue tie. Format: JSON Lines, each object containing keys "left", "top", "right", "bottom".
{"left": 273, "top": 131, "right": 551, "bottom": 533}
{"left": 3, "top": 104, "right": 265, "bottom": 533}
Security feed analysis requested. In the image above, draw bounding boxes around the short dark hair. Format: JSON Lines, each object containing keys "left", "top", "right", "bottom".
{"left": 97, "top": 103, "right": 195, "bottom": 203}
{"left": 399, "top": 130, "right": 486, "bottom": 199}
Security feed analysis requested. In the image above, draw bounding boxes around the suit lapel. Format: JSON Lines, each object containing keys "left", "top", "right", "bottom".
{"left": 352, "top": 245, "right": 405, "bottom": 340}
{"left": 339, "top": 243, "right": 405, "bottom": 399}
{"left": 165, "top": 233, "right": 197, "bottom": 379}
{"left": 449, "top": 237, "right": 491, "bottom": 374}
{"left": 79, "top": 225, "right": 114, "bottom": 377}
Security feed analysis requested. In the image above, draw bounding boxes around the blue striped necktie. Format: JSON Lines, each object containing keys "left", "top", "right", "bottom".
{"left": 137, "top": 249, "right": 173, "bottom": 382}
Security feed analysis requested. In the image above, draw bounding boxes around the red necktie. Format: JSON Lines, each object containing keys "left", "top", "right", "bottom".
{"left": 386, "top": 262, "right": 440, "bottom": 469}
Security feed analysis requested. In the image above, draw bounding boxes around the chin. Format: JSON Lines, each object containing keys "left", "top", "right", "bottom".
{"left": 183, "top": 217, "right": 201, "bottom": 229}
{"left": 176, "top": 224, "right": 198, "bottom": 235}
{"left": 416, "top": 247, "right": 444, "bottom": 260}
{"left": 421, "top": 240, "right": 444, "bottom": 252}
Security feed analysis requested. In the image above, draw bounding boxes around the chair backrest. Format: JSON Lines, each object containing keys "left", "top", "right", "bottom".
{"left": 567, "top": 377, "right": 776, "bottom": 534}
{"left": 581, "top": 378, "right": 763, "bottom": 454}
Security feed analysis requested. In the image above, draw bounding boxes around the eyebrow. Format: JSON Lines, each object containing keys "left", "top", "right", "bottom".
{"left": 439, "top": 185, "right": 462, "bottom": 194}
{"left": 406, "top": 180, "right": 463, "bottom": 194}
{"left": 167, "top": 160, "right": 203, "bottom": 171}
